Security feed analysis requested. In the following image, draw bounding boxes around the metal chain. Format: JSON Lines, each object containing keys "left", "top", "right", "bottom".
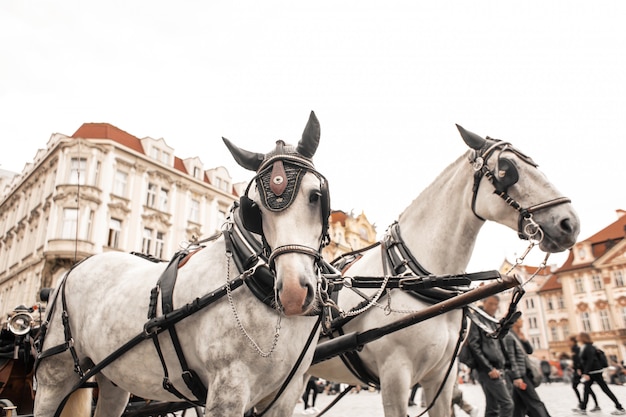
{"left": 505, "top": 241, "right": 551, "bottom": 288}
{"left": 225, "top": 253, "right": 282, "bottom": 357}
{"left": 341, "top": 274, "right": 392, "bottom": 317}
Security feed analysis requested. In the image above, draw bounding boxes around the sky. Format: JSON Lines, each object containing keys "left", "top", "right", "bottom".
{"left": 1, "top": 1, "right": 625, "bottom": 273}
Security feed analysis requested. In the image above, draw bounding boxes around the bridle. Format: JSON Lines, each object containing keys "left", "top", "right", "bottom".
{"left": 239, "top": 141, "right": 331, "bottom": 270}
{"left": 469, "top": 139, "right": 571, "bottom": 242}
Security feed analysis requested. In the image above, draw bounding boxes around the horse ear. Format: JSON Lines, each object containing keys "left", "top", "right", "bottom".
{"left": 456, "top": 124, "right": 486, "bottom": 150}
{"left": 222, "top": 137, "right": 264, "bottom": 171}
{"left": 296, "top": 111, "right": 321, "bottom": 158}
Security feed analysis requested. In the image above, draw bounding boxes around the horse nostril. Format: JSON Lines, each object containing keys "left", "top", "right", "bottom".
{"left": 560, "top": 218, "right": 573, "bottom": 234}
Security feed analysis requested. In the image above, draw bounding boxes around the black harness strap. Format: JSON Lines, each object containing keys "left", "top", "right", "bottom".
{"left": 148, "top": 249, "right": 209, "bottom": 404}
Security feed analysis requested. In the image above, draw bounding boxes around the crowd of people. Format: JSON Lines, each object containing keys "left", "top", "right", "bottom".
{"left": 465, "top": 295, "right": 626, "bottom": 417}
{"left": 299, "top": 294, "right": 626, "bottom": 416}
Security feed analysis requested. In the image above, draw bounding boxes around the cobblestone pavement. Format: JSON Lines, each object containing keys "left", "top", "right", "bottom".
{"left": 293, "top": 381, "right": 626, "bottom": 417}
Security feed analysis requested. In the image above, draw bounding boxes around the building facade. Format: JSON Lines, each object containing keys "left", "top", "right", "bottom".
{"left": 0, "top": 123, "right": 241, "bottom": 317}
{"left": 322, "top": 210, "right": 377, "bottom": 262}
{"left": 497, "top": 260, "right": 555, "bottom": 360}
{"left": 542, "top": 210, "right": 626, "bottom": 364}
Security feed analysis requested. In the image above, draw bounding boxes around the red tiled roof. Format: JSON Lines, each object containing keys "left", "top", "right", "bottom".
{"left": 173, "top": 157, "right": 188, "bottom": 175}
{"left": 538, "top": 274, "right": 561, "bottom": 292}
{"left": 586, "top": 210, "right": 626, "bottom": 244}
{"left": 329, "top": 210, "right": 348, "bottom": 226}
{"left": 72, "top": 123, "right": 144, "bottom": 154}
{"left": 556, "top": 210, "right": 626, "bottom": 272}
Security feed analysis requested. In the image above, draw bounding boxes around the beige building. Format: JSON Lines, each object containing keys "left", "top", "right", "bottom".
{"left": 0, "top": 123, "right": 241, "bottom": 317}
{"left": 322, "top": 210, "right": 377, "bottom": 262}
{"left": 541, "top": 209, "right": 626, "bottom": 363}
{"left": 497, "top": 261, "right": 556, "bottom": 361}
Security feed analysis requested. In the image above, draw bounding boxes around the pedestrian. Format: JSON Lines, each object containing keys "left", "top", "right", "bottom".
{"left": 572, "top": 332, "right": 625, "bottom": 415}
{"left": 451, "top": 377, "right": 479, "bottom": 417}
{"left": 569, "top": 335, "right": 599, "bottom": 412}
{"left": 466, "top": 295, "right": 514, "bottom": 417}
{"left": 302, "top": 376, "right": 320, "bottom": 414}
{"left": 408, "top": 383, "right": 420, "bottom": 407}
{"left": 503, "top": 316, "right": 551, "bottom": 417}
{"left": 540, "top": 357, "right": 552, "bottom": 384}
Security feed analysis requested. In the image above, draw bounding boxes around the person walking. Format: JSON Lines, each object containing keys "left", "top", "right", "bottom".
{"left": 573, "top": 332, "right": 625, "bottom": 415}
{"left": 466, "top": 295, "right": 514, "bottom": 417}
{"left": 451, "top": 378, "right": 479, "bottom": 417}
{"left": 503, "top": 316, "right": 551, "bottom": 417}
{"left": 540, "top": 357, "right": 552, "bottom": 384}
{"left": 302, "top": 376, "right": 320, "bottom": 414}
{"left": 569, "top": 335, "right": 600, "bottom": 412}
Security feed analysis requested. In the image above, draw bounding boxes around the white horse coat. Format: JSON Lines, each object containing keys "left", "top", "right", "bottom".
{"left": 34, "top": 112, "right": 330, "bottom": 417}
{"left": 308, "top": 126, "right": 580, "bottom": 417}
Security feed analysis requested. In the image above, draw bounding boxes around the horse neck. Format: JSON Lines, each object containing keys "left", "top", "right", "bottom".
{"left": 397, "top": 154, "right": 485, "bottom": 274}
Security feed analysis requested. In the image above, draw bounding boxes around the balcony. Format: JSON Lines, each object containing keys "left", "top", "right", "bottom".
{"left": 44, "top": 239, "right": 95, "bottom": 260}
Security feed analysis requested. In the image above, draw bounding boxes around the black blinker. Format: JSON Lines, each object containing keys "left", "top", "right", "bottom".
{"left": 492, "top": 157, "right": 519, "bottom": 193}
{"left": 240, "top": 195, "right": 263, "bottom": 235}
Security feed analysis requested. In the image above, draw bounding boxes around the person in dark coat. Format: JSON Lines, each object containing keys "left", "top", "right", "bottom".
{"left": 467, "top": 295, "right": 514, "bottom": 417}
{"left": 569, "top": 335, "right": 599, "bottom": 411}
{"left": 573, "top": 332, "right": 625, "bottom": 415}
{"left": 503, "top": 317, "right": 551, "bottom": 417}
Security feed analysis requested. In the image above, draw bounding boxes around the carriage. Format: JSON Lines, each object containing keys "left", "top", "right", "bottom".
{"left": 22, "top": 113, "right": 579, "bottom": 417}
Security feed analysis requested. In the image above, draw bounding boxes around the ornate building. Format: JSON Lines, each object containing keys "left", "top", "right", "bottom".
{"left": 0, "top": 123, "right": 241, "bottom": 317}
{"left": 542, "top": 209, "right": 626, "bottom": 363}
{"left": 497, "top": 260, "right": 556, "bottom": 360}
{"left": 322, "top": 210, "right": 377, "bottom": 262}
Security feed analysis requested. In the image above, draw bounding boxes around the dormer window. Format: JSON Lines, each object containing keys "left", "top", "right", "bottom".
{"left": 193, "top": 166, "right": 201, "bottom": 179}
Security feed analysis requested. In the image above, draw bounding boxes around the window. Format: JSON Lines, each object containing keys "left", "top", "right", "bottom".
{"left": 62, "top": 208, "right": 78, "bottom": 239}
{"left": 622, "top": 306, "right": 626, "bottom": 327}
{"left": 547, "top": 297, "right": 554, "bottom": 311}
{"left": 599, "top": 310, "right": 611, "bottom": 331}
{"left": 91, "top": 161, "right": 101, "bottom": 186}
{"left": 216, "top": 210, "right": 226, "bottom": 230}
{"left": 159, "top": 188, "right": 169, "bottom": 211}
{"left": 592, "top": 274, "right": 603, "bottom": 290}
{"left": 550, "top": 326, "right": 558, "bottom": 341}
{"left": 574, "top": 277, "right": 585, "bottom": 293}
{"left": 615, "top": 270, "right": 625, "bottom": 287}
{"left": 193, "top": 166, "right": 201, "bottom": 179}
{"left": 189, "top": 199, "right": 200, "bottom": 223}
{"left": 108, "top": 218, "right": 122, "bottom": 248}
{"left": 155, "top": 232, "right": 165, "bottom": 259}
{"left": 562, "top": 323, "right": 569, "bottom": 338}
{"left": 150, "top": 147, "right": 159, "bottom": 160}
{"left": 530, "top": 336, "right": 541, "bottom": 350}
{"left": 69, "top": 157, "right": 87, "bottom": 185}
{"left": 84, "top": 209, "right": 94, "bottom": 240}
{"left": 528, "top": 317, "right": 538, "bottom": 329}
{"left": 526, "top": 298, "right": 535, "bottom": 309}
{"left": 161, "top": 152, "right": 170, "bottom": 164}
{"left": 142, "top": 228, "right": 153, "bottom": 254}
{"left": 113, "top": 171, "right": 128, "bottom": 197}
{"left": 146, "top": 183, "right": 157, "bottom": 208}
{"left": 558, "top": 296, "right": 565, "bottom": 310}
{"left": 581, "top": 312, "right": 592, "bottom": 332}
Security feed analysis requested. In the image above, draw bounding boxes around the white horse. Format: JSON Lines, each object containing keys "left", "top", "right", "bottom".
{"left": 308, "top": 125, "right": 580, "bottom": 417}
{"left": 34, "top": 112, "right": 330, "bottom": 417}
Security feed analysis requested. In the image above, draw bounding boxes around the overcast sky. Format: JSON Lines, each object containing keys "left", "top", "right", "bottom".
{"left": 1, "top": 1, "right": 625, "bottom": 272}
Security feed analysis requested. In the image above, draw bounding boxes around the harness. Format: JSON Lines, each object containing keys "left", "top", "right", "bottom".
{"left": 469, "top": 139, "right": 571, "bottom": 241}
{"left": 35, "top": 141, "right": 335, "bottom": 416}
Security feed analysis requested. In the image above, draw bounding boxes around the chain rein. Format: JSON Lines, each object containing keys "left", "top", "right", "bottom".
{"left": 225, "top": 253, "right": 282, "bottom": 358}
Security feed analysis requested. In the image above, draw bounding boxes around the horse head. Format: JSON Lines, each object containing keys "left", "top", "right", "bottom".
{"left": 456, "top": 124, "right": 580, "bottom": 253}
{"left": 223, "top": 111, "right": 330, "bottom": 316}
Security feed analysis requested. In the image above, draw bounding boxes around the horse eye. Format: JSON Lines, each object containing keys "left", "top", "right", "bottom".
{"left": 309, "top": 191, "right": 321, "bottom": 204}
